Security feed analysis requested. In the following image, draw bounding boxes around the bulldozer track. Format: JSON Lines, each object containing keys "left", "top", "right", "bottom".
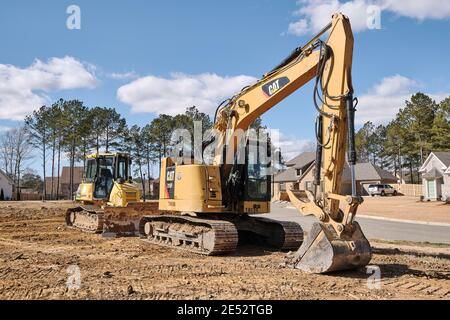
{"left": 139, "top": 215, "right": 239, "bottom": 255}
{"left": 65, "top": 206, "right": 104, "bottom": 234}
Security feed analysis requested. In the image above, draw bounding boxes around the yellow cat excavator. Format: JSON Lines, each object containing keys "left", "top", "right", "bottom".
{"left": 139, "top": 13, "right": 372, "bottom": 273}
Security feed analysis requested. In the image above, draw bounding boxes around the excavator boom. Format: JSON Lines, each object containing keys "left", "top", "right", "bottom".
{"left": 208, "top": 13, "right": 371, "bottom": 273}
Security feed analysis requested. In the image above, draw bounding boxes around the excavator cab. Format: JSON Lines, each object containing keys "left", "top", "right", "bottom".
{"left": 224, "top": 136, "right": 272, "bottom": 213}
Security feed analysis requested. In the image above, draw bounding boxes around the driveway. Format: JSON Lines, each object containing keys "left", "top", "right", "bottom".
{"left": 259, "top": 203, "right": 450, "bottom": 244}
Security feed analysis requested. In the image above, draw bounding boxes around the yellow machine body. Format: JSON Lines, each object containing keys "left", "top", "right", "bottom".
{"left": 74, "top": 152, "right": 141, "bottom": 207}
{"left": 158, "top": 157, "right": 270, "bottom": 215}
{"left": 67, "top": 152, "right": 157, "bottom": 237}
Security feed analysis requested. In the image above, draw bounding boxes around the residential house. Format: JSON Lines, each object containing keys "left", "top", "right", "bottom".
{"left": 419, "top": 151, "right": 450, "bottom": 202}
{"left": 45, "top": 166, "right": 84, "bottom": 200}
{"left": 273, "top": 152, "right": 315, "bottom": 199}
{"left": 273, "top": 152, "right": 397, "bottom": 199}
{"left": 340, "top": 162, "right": 398, "bottom": 195}
{"left": 135, "top": 178, "right": 160, "bottom": 200}
{"left": 0, "top": 169, "right": 14, "bottom": 200}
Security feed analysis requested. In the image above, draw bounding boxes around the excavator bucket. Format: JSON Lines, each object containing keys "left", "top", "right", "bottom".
{"left": 285, "top": 189, "right": 371, "bottom": 273}
{"left": 285, "top": 221, "right": 371, "bottom": 273}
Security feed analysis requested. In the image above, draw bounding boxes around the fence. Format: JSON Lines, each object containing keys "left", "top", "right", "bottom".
{"left": 14, "top": 193, "right": 42, "bottom": 201}
{"left": 393, "top": 183, "right": 422, "bottom": 197}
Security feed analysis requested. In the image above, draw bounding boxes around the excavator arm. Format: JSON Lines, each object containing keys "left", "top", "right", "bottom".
{"left": 212, "top": 13, "right": 371, "bottom": 273}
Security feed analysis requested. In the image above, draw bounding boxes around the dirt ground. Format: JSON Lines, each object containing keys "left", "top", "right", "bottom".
{"left": 358, "top": 196, "right": 450, "bottom": 224}
{"left": 0, "top": 201, "right": 449, "bottom": 300}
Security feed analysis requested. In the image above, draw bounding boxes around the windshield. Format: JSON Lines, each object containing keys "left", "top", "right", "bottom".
{"left": 246, "top": 138, "right": 271, "bottom": 201}
{"left": 99, "top": 157, "right": 114, "bottom": 178}
{"left": 247, "top": 163, "right": 269, "bottom": 199}
{"left": 94, "top": 156, "right": 114, "bottom": 199}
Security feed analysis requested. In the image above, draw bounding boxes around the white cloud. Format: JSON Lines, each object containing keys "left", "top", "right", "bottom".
{"left": 0, "top": 56, "right": 98, "bottom": 121}
{"left": 356, "top": 74, "right": 448, "bottom": 125}
{"left": 289, "top": 0, "right": 373, "bottom": 35}
{"left": 117, "top": 73, "right": 257, "bottom": 115}
{"left": 287, "top": 0, "right": 450, "bottom": 35}
{"left": 385, "top": 0, "right": 450, "bottom": 20}
{"left": 108, "top": 71, "right": 139, "bottom": 81}
{"left": 272, "top": 132, "right": 315, "bottom": 161}
{"left": 287, "top": 19, "right": 310, "bottom": 36}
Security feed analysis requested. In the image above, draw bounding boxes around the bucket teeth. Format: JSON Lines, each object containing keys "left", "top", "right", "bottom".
{"left": 285, "top": 221, "right": 372, "bottom": 274}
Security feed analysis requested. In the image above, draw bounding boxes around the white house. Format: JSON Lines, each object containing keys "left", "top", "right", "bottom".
{"left": 419, "top": 152, "right": 450, "bottom": 202}
{"left": 0, "top": 169, "right": 14, "bottom": 200}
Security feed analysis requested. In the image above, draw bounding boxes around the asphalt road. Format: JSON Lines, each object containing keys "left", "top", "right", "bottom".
{"left": 259, "top": 204, "right": 450, "bottom": 244}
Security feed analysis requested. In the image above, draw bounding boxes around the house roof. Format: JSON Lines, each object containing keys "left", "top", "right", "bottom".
{"left": 422, "top": 168, "right": 443, "bottom": 179}
{"left": 419, "top": 151, "right": 450, "bottom": 172}
{"left": 433, "top": 152, "right": 450, "bottom": 167}
{"left": 0, "top": 169, "right": 14, "bottom": 185}
{"left": 274, "top": 167, "right": 299, "bottom": 183}
{"left": 285, "top": 152, "right": 316, "bottom": 169}
{"left": 275, "top": 158, "right": 397, "bottom": 184}
{"left": 342, "top": 162, "right": 397, "bottom": 183}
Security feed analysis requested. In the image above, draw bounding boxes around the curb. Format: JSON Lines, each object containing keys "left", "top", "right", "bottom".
{"left": 357, "top": 215, "right": 450, "bottom": 227}
{"left": 281, "top": 205, "right": 450, "bottom": 227}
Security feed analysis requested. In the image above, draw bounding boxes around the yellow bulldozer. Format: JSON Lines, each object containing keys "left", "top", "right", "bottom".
{"left": 65, "top": 152, "right": 159, "bottom": 237}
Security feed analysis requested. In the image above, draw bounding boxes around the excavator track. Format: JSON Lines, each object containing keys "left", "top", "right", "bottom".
{"left": 65, "top": 206, "right": 104, "bottom": 234}
{"left": 139, "top": 214, "right": 303, "bottom": 255}
{"left": 246, "top": 217, "right": 303, "bottom": 251}
{"left": 139, "top": 215, "right": 239, "bottom": 255}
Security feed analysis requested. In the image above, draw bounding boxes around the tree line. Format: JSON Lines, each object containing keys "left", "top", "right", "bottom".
{"left": 355, "top": 93, "right": 450, "bottom": 184}
{"left": 4, "top": 92, "right": 445, "bottom": 199}
{"left": 0, "top": 127, "right": 32, "bottom": 199}
{"left": 1, "top": 100, "right": 214, "bottom": 200}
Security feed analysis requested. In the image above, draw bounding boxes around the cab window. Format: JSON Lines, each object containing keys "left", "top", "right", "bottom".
{"left": 85, "top": 159, "right": 97, "bottom": 182}
{"left": 94, "top": 156, "right": 114, "bottom": 199}
{"left": 245, "top": 139, "right": 271, "bottom": 201}
{"left": 117, "top": 156, "right": 128, "bottom": 180}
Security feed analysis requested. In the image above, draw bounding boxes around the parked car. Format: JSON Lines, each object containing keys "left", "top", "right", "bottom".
{"left": 367, "top": 184, "right": 398, "bottom": 196}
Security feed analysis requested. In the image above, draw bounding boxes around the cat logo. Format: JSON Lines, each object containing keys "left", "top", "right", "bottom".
{"left": 262, "top": 77, "right": 290, "bottom": 97}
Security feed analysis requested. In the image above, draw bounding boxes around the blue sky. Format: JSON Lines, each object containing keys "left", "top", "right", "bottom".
{"left": 1, "top": 0, "right": 450, "bottom": 171}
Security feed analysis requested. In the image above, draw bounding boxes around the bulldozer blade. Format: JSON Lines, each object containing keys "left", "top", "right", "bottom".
{"left": 285, "top": 221, "right": 371, "bottom": 273}
{"left": 102, "top": 217, "right": 141, "bottom": 237}
{"left": 102, "top": 201, "right": 162, "bottom": 238}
